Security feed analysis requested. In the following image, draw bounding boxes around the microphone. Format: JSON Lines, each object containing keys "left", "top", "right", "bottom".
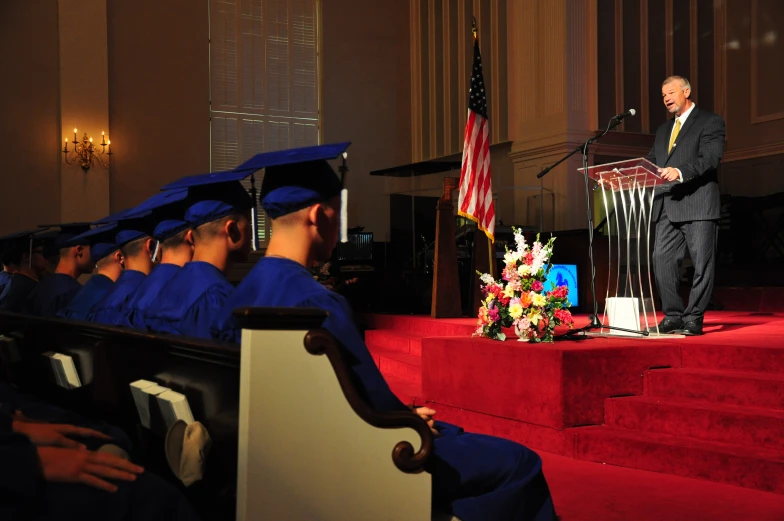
{"left": 614, "top": 108, "right": 636, "bottom": 120}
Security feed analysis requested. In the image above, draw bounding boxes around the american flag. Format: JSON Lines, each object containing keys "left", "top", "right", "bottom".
{"left": 458, "top": 27, "right": 495, "bottom": 242}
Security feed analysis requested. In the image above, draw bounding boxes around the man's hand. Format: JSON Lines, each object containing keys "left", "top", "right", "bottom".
{"left": 13, "top": 421, "right": 112, "bottom": 449}
{"left": 37, "top": 447, "right": 144, "bottom": 493}
{"left": 414, "top": 406, "right": 439, "bottom": 436}
{"left": 657, "top": 167, "right": 681, "bottom": 182}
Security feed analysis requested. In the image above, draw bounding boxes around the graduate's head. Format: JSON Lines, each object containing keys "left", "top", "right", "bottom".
{"left": 190, "top": 209, "right": 253, "bottom": 262}
{"left": 47, "top": 223, "right": 93, "bottom": 277}
{"left": 0, "top": 230, "right": 48, "bottom": 277}
{"left": 69, "top": 224, "right": 124, "bottom": 281}
{"left": 118, "top": 235, "right": 155, "bottom": 273}
{"left": 154, "top": 220, "right": 194, "bottom": 267}
{"left": 260, "top": 156, "right": 347, "bottom": 264}
{"left": 94, "top": 250, "right": 124, "bottom": 281}
{"left": 185, "top": 181, "right": 255, "bottom": 268}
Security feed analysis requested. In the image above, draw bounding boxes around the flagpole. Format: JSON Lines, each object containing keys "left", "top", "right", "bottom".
{"left": 472, "top": 17, "right": 494, "bottom": 279}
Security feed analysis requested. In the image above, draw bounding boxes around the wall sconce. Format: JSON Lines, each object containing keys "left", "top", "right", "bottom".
{"left": 63, "top": 128, "right": 112, "bottom": 172}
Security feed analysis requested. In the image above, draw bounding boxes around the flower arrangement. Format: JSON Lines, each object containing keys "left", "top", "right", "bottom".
{"left": 310, "top": 261, "right": 359, "bottom": 294}
{"left": 475, "top": 228, "right": 574, "bottom": 342}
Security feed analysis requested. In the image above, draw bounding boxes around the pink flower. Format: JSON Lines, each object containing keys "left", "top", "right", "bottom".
{"left": 531, "top": 280, "right": 544, "bottom": 292}
{"left": 554, "top": 308, "right": 573, "bottom": 325}
{"left": 550, "top": 286, "right": 569, "bottom": 299}
{"left": 488, "top": 307, "right": 500, "bottom": 322}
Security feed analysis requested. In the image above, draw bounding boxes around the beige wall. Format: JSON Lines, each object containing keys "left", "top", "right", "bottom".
{"left": 0, "top": 0, "right": 62, "bottom": 234}
{"left": 321, "top": 0, "right": 412, "bottom": 239}
{"left": 107, "top": 0, "right": 210, "bottom": 213}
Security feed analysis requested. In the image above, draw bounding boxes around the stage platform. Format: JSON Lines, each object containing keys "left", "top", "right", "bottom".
{"left": 364, "top": 310, "right": 784, "bottom": 495}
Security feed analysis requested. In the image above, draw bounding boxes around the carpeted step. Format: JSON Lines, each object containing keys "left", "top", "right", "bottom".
{"left": 363, "top": 314, "right": 477, "bottom": 337}
{"left": 386, "top": 375, "right": 424, "bottom": 406}
{"left": 682, "top": 343, "right": 784, "bottom": 374}
{"left": 365, "top": 330, "right": 422, "bottom": 356}
{"left": 367, "top": 346, "right": 422, "bottom": 385}
{"left": 570, "top": 425, "right": 784, "bottom": 493}
{"left": 646, "top": 368, "right": 784, "bottom": 409}
{"left": 606, "top": 396, "right": 784, "bottom": 451}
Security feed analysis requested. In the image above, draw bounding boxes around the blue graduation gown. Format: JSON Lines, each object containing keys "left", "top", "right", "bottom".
{"left": 58, "top": 274, "right": 115, "bottom": 321}
{"left": 0, "top": 271, "right": 11, "bottom": 295}
{"left": 115, "top": 264, "right": 181, "bottom": 329}
{"left": 143, "top": 261, "right": 233, "bottom": 339}
{"left": 0, "top": 274, "right": 38, "bottom": 312}
{"left": 25, "top": 273, "right": 83, "bottom": 317}
{"left": 88, "top": 270, "right": 147, "bottom": 324}
{"left": 213, "top": 257, "right": 556, "bottom": 521}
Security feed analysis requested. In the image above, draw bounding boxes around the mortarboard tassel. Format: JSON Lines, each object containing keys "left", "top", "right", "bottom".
{"left": 339, "top": 152, "right": 349, "bottom": 243}
{"left": 151, "top": 240, "right": 161, "bottom": 263}
{"left": 340, "top": 188, "right": 348, "bottom": 243}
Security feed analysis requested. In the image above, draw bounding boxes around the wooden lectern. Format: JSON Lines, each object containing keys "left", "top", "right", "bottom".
{"left": 431, "top": 177, "right": 462, "bottom": 318}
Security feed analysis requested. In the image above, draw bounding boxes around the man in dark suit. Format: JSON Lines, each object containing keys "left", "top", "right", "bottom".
{"left": 646, "top": 75, "right": 725, "bottom": 336}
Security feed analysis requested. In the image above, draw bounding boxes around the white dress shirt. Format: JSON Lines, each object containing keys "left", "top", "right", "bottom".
{"left": 670, "top": 103, "right": 696, "bottom": 182}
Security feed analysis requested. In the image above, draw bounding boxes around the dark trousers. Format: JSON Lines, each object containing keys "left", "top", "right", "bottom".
{"left": 652, "top": 205, "right": 718, "bottom": 321}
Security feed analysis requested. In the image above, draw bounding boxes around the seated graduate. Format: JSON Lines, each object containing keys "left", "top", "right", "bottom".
{"left": 58, "top": 225, "right": 124, "bottom": 321}
{"left": 0, "top": 230, "right": 50, "bottom": 312}
{"left": 142, "top": 180, "right": 253, "bottom": 339}
{"left": 114, "top": 220, "right": 194, "bottom": 328}
{"left": 25, "top": 223, "right": 94, "bottom": 317}
{"left": 0, "top": 239, "right": 12, "bottom": 294}
{"left": 212, "top": 144, "right": 557, "bottom": 521}
{"left": 0, "top": 408, "right": 202, "bottom": 521}
{"left": 90, "top": 189, "right": 191, "bottom": 325}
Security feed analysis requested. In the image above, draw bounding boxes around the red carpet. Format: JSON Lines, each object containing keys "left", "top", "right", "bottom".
{"left": 540, "top": 450, "right": 784, "bottom": 521}
{"left": 364, "top": 311, "right": 784, "bottom": 495}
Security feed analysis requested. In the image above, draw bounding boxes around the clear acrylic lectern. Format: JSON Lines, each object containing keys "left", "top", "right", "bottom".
{"left": 578, "top": 157, "right": 676, "bottom": 337}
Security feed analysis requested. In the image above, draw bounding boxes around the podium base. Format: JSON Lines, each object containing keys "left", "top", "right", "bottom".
{"left": 582, "top": 330, "right": 686, "bottom": 340}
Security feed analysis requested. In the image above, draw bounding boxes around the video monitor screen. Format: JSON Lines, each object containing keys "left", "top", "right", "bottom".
{"left": 544, "top": 264, "right": 578, "bottom": 307}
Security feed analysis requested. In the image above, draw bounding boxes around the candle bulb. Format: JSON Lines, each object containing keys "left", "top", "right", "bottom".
{"left": 107, "top": 140, "right": 111, "bottom": 153}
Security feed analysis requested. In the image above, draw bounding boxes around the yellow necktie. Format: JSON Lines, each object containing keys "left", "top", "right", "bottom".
{"left": 668, "top": 119, "right": 681, "bottom": 154}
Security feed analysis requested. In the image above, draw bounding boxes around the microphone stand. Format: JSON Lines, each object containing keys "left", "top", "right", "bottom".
{"left": 537, "top": 115, "right": 649, "bottom": 339}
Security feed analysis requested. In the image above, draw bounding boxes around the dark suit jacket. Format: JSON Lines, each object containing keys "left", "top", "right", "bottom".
{"left": 645, "top": 105, "right": 725, "bottom": 222}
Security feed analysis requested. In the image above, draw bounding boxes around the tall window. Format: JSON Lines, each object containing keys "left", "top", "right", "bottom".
{"left": 209, "top": 0, "right": 320, "bottom": 245}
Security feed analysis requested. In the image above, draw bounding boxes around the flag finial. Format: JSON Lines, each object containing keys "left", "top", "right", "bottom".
{"left": 472, "top": 16, "right": 477, "bottom": 39}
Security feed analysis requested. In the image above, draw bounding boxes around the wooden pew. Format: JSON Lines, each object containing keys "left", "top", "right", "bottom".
{"left": 0, "top": 310, "right": 241, "bottom": 516}
{"left": 0, "top": 309, "right": 450, "bottom": 521}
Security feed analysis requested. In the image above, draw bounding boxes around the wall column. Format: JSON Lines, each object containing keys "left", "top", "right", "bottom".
{"left": 507, "top": 0, "right": 598, "bottom": 231}
{"left": 58, "top": 0, "right": 110, "bottom": 222}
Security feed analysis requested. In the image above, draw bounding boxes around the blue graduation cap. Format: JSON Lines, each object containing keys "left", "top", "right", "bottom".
{"left": 36, "top": 223, "right": 93, "bottom": 250}
{"left": 68, "top": 224, "right": 120, "bottom": 264}
{"left": 94, "top": 189, "right": 189, "bottom": 224}
{"left": 159, "top": 174, "right": 255, "bottom": 230}
{"left": 94, "top": 189, "right": 191, "bottom": 245}
{"left": 0, "top": 228, "right": 49, "bottom": 268}
{"left": 160, "top": 142, "right": 351, "bottom": 243}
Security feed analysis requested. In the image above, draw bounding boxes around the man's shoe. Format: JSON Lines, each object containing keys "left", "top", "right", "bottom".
{"left": 658, "top": 317, "right": 684, "bottom": 334}
{"left": 681, "top": 317, "right": 704, "bottom": 336}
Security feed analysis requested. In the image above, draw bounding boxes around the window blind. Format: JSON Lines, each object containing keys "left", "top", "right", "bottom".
{"left": 209, "top": 0, "right": 319, "bottom": 244}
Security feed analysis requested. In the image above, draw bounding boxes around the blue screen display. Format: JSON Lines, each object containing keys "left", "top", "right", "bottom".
{"left": 544, "top": 264, "right": 579, "bottom": 307}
